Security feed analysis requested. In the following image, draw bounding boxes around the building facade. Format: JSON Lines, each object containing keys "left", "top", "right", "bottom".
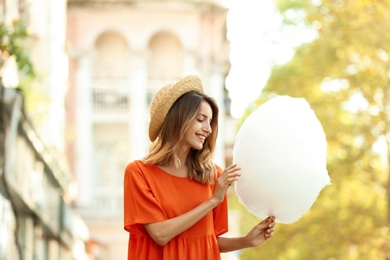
{"left": 1, "top": 87, "right": 89, "bottom": 260}
{"left": 1, "top": 0, "right": 90, "bottom": 259}
{"left": 66, "top": 0, "right": 232, "bottom": 258}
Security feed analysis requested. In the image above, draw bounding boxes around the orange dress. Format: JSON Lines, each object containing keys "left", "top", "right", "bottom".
{"left": 124, "top": 160, "right": 228, "bottom": 260}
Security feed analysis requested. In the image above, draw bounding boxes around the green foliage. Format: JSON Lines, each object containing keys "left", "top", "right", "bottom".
{"left": 233, "top": 0, "right": 390, "bottom": 259}
{"left": 0, "top": 20, "right": 48, "bottom": 124}
{"left": 0, "top": 20, "right": 35, "bottom": 79}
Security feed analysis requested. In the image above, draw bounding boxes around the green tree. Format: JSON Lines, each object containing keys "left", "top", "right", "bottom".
{"left": 0, "top": 20, "right": 35, "bottom": 83}
{"left": 237, "top": 1, "right": 390, "bottom": 259}
{"left": 0, "top": 20, "right": 46, "bottom": 123}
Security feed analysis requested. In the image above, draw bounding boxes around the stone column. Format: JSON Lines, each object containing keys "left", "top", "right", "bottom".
{"left": 75, "top": 52, "right": 94, "bottom": 207}
{"left": 129, "top": 50, "right": 149, "bottom": 160}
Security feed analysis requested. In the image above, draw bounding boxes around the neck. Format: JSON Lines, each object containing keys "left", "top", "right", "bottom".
{"left": 177, "top": 146, "right": 190, "bottom": 163}
{"left": 159, "top": 150, "right": 189, "bottom": 178}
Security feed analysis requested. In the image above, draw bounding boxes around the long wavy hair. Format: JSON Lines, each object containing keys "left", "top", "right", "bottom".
{"left": 142, "top": 91, "right": 219, "bottom": 184}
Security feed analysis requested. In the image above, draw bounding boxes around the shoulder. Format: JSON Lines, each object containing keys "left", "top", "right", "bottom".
{"left": 124, "top": 161, "right": 158, "bottom": 187}
{"left": 125, "top": 160, "right": 140, "bottom": 172}
{"left": 125, "top": 160, "right": 154, "bottom": 175}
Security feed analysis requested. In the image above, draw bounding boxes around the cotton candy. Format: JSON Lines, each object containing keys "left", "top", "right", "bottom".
{"left": 233, "top": 95, "right": 331, "bottom": 224}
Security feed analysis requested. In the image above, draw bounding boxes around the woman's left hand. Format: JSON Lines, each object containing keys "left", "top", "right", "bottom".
{"left": 245, "top": 216, "right": 275, "bottom": 247}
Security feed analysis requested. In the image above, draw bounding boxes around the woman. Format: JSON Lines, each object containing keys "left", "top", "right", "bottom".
{"left": 124, "top": 75, "right": 275, "bottom": 259}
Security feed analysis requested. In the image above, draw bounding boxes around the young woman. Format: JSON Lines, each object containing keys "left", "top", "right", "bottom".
{"left": 124, "top": 75, "right": 275, "bottom": 259}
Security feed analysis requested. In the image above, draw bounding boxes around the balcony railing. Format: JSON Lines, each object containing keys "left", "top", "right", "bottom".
{"left": 92, "top": 87, "right": 129, "bottom": 112}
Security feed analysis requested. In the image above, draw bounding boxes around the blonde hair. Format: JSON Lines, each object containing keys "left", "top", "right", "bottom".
{"left": 142, "top": 91, "right": 219, "bottom": 184}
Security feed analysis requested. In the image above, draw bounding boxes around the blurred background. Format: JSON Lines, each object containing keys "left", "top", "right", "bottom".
{"left": 0, "top": 0, "right": 389, "bottom": 259}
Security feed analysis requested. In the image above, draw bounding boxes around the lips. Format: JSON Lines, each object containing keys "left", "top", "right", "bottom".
{"left": 196, "top": 134, "right": 206, "bottom": 143}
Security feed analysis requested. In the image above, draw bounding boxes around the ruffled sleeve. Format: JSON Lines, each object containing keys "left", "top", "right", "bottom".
{"left": 124, "top": 161, "right": 168, "bottom": 232}
{"left": 212, "top": 165, "right": 229, "bottom": 237}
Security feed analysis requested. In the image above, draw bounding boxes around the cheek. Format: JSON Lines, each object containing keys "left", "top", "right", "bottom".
{"left": 188, "top": 122, "right": 200, "bottom": 132}
{"left": 184, "top": 127, "right": 195, "bottom": 139}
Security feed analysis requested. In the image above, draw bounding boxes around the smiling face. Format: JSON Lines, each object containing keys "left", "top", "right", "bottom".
{"left": 157, "top": 91, "right": 219, "bottom": 163}
{"left": 183, "top": 101, "right": 213, "bottom": 151}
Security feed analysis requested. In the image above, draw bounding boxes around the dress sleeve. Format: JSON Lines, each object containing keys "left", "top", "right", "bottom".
{"left": 124, "top": 161, "right": 167, "bottom": 232}
{"left": 213, "top": 165, "right": 229, "bottom": 237}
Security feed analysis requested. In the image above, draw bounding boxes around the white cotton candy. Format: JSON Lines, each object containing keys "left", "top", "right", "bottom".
{"left": 233, "top": 95, "right": 331, "bottom": 224}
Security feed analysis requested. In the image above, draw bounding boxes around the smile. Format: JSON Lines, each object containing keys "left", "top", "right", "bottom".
{"left": 196, "top": 134, "right": 206, "bottom": 142}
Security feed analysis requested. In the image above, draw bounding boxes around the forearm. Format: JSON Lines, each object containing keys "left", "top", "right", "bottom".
{"left": 145, "top": 197, "right": 220, "bottom": 246}
{"left": 217, "top": 236, "right": 252, "bottom": 253}
{"left": 218, "top": 217, "right": 275, "bottom": 252}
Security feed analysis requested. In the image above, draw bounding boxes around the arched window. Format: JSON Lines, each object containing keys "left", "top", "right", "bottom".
{"left": 148, "top": 31, "right": 183, "bottom": 80}
{"left": 93, "top": 31, "right": 129, "bottom": 111}
{"left": 94, "top": 31, "right": 129, "bottom": 79}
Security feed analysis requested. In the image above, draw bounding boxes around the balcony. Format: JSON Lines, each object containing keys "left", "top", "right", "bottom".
{"left": 93, "top": 87, "right": 129, "bottom": 112}
{"left": 92, "top": 83, "right": 130, "bottom": 122}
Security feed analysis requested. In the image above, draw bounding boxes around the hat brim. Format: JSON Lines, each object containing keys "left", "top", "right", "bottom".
{"left": 149, "top": 75, "right": 204, "bottom": 141}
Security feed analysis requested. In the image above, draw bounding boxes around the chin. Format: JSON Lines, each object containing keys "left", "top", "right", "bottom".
{"left": 191, "top": 143, "right": 203, "bottom": 150}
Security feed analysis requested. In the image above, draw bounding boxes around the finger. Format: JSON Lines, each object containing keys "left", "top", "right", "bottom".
{"left": 260, "top": 216, "right": 271, "bottom": 224}
{"left": 226, "top": 171, "right": 241, "bottom": 181}
{"left": 231, "top": 165, "right": 241, "bottom": 174}
{"left": 264, "top": 232, "right": 274, "bottom": 239}
{"left": 264, "top": 216, "right": 276, "bottom": 225}
{"left": 268, "top": 222, "right": 275, "bottom": 228}
{"left": 264, "top": 228, "right": 274, "bottom": 238}
{"left": 229, "top": 163, "right": 240, "bottom": 169}
{"left": 256, "top": 221, "right": 270, "bottom": 230}
{"left": 219, "top": 166, "right": 239, "bottom": 183}
{"left": 225, "top": 164, "right": 241, "bottom": 174}
{"left": 224, "top": 164, "right": 237, "bottom": 172}
{"left": 266, "top": 227, "right": 275, "bottom": 233}
{"left": 227, "top": 175, "right": 240, "bottom": 182}
{"left": 225, "top": 168, "right": 241, "bottom": 184}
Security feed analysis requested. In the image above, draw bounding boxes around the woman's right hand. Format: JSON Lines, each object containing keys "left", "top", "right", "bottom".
{"left": 212, "top": 164, "right": 241, "bottom": 204}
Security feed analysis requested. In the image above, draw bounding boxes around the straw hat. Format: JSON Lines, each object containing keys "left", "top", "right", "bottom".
{"left": 149, "top": 75, "right": 204, "bottom": 141}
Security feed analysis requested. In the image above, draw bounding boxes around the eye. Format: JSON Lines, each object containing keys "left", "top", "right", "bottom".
{"left": 197, "top": 118, "right": 204, "bottom": 123}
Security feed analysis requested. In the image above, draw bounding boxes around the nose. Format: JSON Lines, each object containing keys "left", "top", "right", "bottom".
{"left": 203, "top": 122, "right": 212, "bottom": 134}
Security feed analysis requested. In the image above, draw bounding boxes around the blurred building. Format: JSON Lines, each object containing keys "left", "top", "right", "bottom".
{"left": 0, "top": 0, "right": 90, "bottom": 259}
{"left": 66, "top": 0, "right": 232, "bottom": 258}
{"left": 1, "top": 87, "right": 89, "bottom": 260}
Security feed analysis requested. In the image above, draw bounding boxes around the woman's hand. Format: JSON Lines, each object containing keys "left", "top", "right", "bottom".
{"left": 245, "top": 216, "right": 275, "bottom": 247}
{"left": 217, "top": 216, "right": 275, "bottom": 252}
{"left": 212, "top": 164, "right": 241, "bottom": 204}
